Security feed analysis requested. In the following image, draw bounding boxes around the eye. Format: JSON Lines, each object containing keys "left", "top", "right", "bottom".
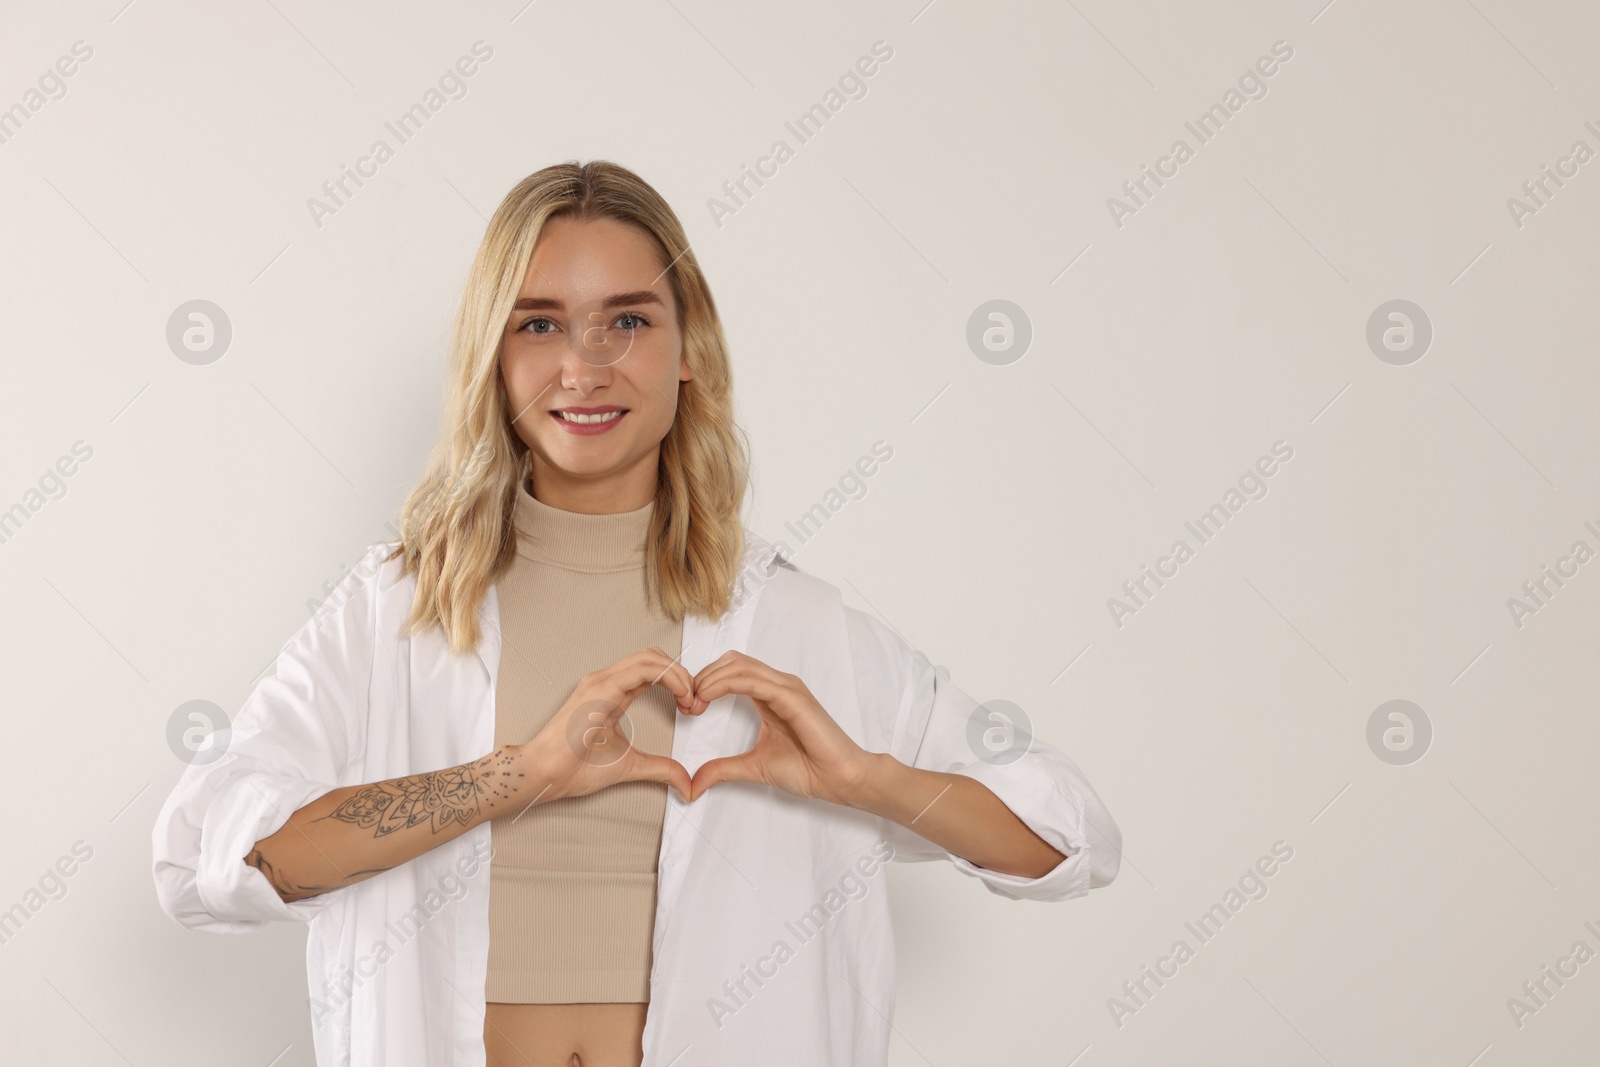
{"left": 616, "top": 311, "right": 651, "bottom": 331}
{"left": 517, "top": 316, "right": 557, "bottom": 336}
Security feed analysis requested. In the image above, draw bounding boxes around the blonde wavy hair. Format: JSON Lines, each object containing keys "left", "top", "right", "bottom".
{"left": 386, "top": 160, "right": 751, "bottom": 655}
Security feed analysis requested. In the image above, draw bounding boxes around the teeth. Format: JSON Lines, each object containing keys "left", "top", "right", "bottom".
{"left": 557, "top": 410, "right": 623, "bottom": 424}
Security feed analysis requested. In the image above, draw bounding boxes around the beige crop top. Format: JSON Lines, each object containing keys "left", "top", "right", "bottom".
{"left": 484, "top": 477, "right": 682, "bottom": 1003}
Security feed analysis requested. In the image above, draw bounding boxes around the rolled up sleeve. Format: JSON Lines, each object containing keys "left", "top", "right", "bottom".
{"left": 847, "top": 607, "right": 1122, "bottom": 902}
{"left": 151, "top": 543, "right": 387, "bottom": 932}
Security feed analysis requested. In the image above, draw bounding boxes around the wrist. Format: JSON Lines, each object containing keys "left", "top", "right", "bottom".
{"left": 495, "top": 742, "right": 558, "bottom": 815}
{"left": 833, "top": 750, "right": 905, "bottom": 815}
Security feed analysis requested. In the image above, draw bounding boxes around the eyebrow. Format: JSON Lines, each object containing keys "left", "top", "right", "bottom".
{"left": 511, "top": 290, "right": 663, "bottom": 312}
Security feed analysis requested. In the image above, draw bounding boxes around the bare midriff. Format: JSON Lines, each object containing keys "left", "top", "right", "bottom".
{"left": 484, "top": 1002, "right": 648, "bottom": 1067}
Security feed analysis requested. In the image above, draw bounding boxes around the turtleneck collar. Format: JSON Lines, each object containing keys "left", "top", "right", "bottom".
{"left": 511, "top": 477, "right": 653, "bottom": 572}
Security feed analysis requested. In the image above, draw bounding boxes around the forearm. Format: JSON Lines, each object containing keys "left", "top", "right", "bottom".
{"left": 843, "top": 752, "right": 1068, "bottom": 879}
{"left": 244, "top": 744, "right": 544, "bottom": 903}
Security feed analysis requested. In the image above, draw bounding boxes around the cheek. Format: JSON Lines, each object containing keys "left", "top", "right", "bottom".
{"left": 634, "top": 330, "right": 683, "bottom": 377}
{"left": 500, "top": 346, "right": 546, "bottom": 388}
{"left": 624, "top": 341, "right": 684, "bottom": 422}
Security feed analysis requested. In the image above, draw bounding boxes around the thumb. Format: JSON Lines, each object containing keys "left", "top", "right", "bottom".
{"left": 623, "top": 751, "right": 692, "bottom": 804}
{"left": 690, "top": 751, "right": 761, "bottom": 802}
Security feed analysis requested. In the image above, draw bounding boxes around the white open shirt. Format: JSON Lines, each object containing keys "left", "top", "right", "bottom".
{"left": 151, "top": 531, "right": 1122, "bottom": 1066}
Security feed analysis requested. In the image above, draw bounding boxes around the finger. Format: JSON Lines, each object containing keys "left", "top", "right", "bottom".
{"left": 689, "top": 654, "right": 778, "bottom": 712}
{"left": 690, "top": 650, "right": 744, "bottom": 687}
{"left": 601, "top": 649, "right": 696, "bottom": 711}
{"left": 635, "top": 647, "right": 697, "bottom": 710}
{"left": 691, "top": 665, "right": 806, "bottom": 724}
{"left": 689, "top": 750, "right": 762, "bottom": 801}
{"left": 562, "top": 658, "right": 692, "bottom": 770}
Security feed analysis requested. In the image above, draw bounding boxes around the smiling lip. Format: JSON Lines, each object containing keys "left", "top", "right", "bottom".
{"left": 550, "top": 405, "right": 629, "bottom": 436}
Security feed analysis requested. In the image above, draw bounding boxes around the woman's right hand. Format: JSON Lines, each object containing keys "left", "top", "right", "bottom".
{"left": 514, "top": 647, "right": 698, "bottom": 807}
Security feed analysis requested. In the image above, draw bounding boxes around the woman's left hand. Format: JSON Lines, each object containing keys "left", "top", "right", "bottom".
{"left": 684, "top": 651, "right": 877, "bottom": 806}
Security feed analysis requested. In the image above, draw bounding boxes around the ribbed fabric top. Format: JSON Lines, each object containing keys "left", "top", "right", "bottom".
{"left": 484, "top": 477, "right": 682, "bottom": 1003}
{"left": 511, "top": 486, "right": 654, "bottom": 572}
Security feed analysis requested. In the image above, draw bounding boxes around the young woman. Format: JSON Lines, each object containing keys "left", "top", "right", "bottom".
{"left": 152, "top": 160, "right": 1123, "bottom": 1067}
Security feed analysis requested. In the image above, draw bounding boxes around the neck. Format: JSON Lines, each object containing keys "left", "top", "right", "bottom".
{"left": 526, "top": 453, "right": 659, "bottom": 515}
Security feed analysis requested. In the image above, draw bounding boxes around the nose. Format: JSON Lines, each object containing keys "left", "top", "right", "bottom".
{"left": 558, "top": 341, "right": 620, "bottom": 392}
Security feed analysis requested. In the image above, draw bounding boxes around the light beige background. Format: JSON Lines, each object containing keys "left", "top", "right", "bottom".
{"left": 1, "top": 0, "right": 1596, "bottom": 1064}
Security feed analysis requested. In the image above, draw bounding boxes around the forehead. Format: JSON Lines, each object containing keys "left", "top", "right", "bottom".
{"left": 518, "top": 215, "right": 667, "bottom": 296}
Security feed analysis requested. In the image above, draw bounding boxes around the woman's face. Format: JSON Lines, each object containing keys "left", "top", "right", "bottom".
{"left": 500, "top": 214, "right": 691, "bottom": 512}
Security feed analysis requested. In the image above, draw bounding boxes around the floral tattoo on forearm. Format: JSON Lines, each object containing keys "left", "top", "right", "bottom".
{"left": 242, "top": 751, "right": 528, "bottom": 902}
{"left": 314, "top": 750, "right": 524, "bottom": 837}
